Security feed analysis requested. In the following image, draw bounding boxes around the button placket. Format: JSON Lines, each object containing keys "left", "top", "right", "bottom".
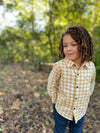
{"left": 73, "top": 69, "right": 79, "bottom": 113}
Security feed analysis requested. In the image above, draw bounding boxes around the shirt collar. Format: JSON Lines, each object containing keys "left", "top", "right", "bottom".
{"left": 64, "top": 57, "right": 76, "bottom": 68}
{"left": 82, "top": 61, "right": 90, "bottom": 68}
{"left": 64, "top": 57, "right": 90, "bottom": 69}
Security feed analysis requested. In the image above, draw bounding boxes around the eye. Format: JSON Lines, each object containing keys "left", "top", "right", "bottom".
{"left": 72, "top": 44, "right": 77, "bottom": 46}
{"left": 63, "top": 45, "right": 67, "bottom": 48}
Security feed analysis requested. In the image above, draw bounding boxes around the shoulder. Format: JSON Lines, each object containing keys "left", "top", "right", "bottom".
{"left": 54, "top": 59, "right": 65, "bottom": 67}
{"left": 89, "top": 61, "right": 95, "bottom": 68}
{"left": 87, "top": 61, "right": 96, "bottom": 72}
{"left": 52, "top": 59, "right": 65, "bottom": 72}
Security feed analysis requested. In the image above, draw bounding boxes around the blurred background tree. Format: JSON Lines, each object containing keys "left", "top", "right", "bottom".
{"left": 0, "top": 0, "right": 100, "bottom": 80}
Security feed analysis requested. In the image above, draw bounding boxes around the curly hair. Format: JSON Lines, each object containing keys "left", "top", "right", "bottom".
{"left": 59, "top": 26, "right": 93, "bottom": 62}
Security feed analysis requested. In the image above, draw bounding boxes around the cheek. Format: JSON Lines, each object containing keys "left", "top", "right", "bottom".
{"left": 74, "top": 47, "right": 78, "bottom": 53}
{"left": 63, "top": 48, "right": 67, "bottom": 53}
{"left": 75, "top": 49, "right": 80, "bottom": 57}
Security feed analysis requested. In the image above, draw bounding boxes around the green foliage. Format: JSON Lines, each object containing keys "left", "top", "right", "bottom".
{"left": 20, "top": 110, "right": 24, "bottom": 121}
{"left": 0, "top": 0, "right": 100, "bottom": 80}
{"left": 0, "top": 107, "right": 3, "bottom": 111}
{"left": 0, "top": 128, "right": 4, "bottom": 132}
{"left": 93, "top": 26, "right": 100, "bottom": 81}
{"left": 0, "top": 0, "right": 3, "bottom": 5}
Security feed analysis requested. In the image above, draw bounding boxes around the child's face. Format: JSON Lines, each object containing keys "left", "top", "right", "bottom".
{"left": 63, "top": 34, "right": 81, "bottom": 65}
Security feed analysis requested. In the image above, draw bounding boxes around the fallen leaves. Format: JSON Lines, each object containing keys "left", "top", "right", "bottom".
{"left": 0, "top": 92, "right": 5, "bottom": 96}
{"left": 0, "top": 107, "right": 3, "bottom": 115}
{"left": 33, "top": 92, "right": 40, "bottom": 98}
{"left": 0, "top": 63, "right": 99, "bottom": 133}
{"left": 0, "top": 110, "right": 3, "bottom": 115}
{"left": 10, "top": 100, "right": 20, "bottom": 110}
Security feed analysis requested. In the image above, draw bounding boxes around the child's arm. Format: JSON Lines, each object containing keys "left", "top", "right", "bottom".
{"left": 47, "top": 63, "right": 61, "bottom": 103}
{"left": 90, "top": 64, "right": 96, "bottom": 96}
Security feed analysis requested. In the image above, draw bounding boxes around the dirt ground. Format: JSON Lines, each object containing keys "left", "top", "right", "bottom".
{"left": 0, "top": 63, "right": 100, "bottom": 133}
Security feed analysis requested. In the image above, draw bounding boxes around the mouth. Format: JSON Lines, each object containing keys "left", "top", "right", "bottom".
{"left": 67, "top": 53, "right": 73, "bottom": 56}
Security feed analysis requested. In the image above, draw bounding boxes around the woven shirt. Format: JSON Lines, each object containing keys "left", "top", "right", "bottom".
{"left": 47, "top": 57, "right": 96, "bottom": 123}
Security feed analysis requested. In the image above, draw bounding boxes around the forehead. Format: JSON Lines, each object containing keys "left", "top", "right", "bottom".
{"left": 63, "top": 34, "right": 76, "bottom": 43}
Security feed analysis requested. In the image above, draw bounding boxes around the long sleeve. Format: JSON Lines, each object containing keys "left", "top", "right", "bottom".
{"left": 47, "top": 63, "right": 61, "bottom": 103}
{"left": 90, "top": 64, "right": 96, "bottom": 96}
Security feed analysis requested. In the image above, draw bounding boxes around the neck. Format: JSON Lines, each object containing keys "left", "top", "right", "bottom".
{"left": 74, "top": 60, "right": 82, "bottom": 69}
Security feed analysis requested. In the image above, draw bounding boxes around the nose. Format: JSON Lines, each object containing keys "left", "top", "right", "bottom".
{"left": 67, "top": 45, "right": 72, "bottom": 51}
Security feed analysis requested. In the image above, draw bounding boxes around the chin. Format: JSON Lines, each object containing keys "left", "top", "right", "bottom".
{"left": 68, "top": 57, "right": 75, "bottom": 61}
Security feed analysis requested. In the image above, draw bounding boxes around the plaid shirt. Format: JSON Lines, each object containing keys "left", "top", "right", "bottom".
{"left": 47, "top": 57, "right": 96, "bottom": 123}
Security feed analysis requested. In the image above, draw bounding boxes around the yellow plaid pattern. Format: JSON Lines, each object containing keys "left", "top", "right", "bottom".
{"left": 47, "top": 57, "right": 96, "bottom": 123}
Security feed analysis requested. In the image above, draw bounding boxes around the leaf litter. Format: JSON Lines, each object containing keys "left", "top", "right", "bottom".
{"left": 0, "top": 63, "right": 100, "bottom": 133}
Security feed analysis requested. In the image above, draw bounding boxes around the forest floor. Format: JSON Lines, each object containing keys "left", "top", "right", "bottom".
{"left": 0, "top": 63, "right": 100, "bottom": 133}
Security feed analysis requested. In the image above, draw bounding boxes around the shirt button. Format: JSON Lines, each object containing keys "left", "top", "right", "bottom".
{"left": 74, "top": 108, "right": 75, "bottom": 110}
{"left": 76, "top": 86, "right": 78, "bottom": 88}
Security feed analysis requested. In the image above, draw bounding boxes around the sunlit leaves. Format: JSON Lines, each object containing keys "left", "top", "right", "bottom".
{"left": 0, "top": 0, "right": 100, "bottom": 72}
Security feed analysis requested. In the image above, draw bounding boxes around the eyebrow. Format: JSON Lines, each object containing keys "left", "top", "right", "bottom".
{"left": 63, "top": 41, "right": 77, "bottom": 44}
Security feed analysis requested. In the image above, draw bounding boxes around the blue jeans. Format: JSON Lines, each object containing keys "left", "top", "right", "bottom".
{"left": 53, "top": 104, "right": 85, "bottom": 133}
